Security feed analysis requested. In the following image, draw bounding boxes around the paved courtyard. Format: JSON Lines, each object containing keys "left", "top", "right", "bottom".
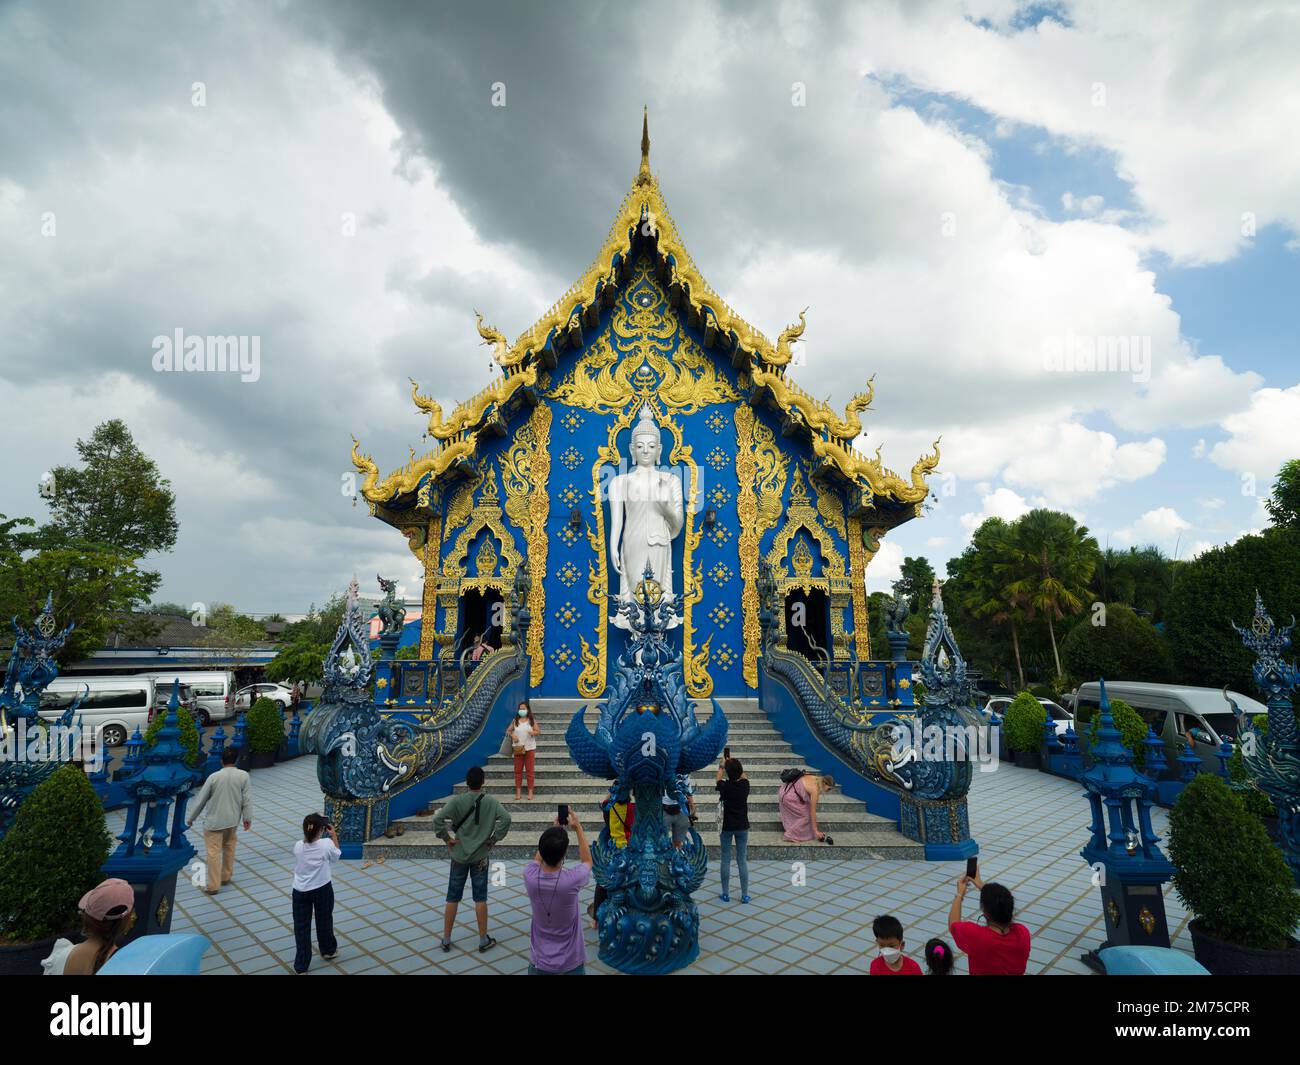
{"left": 126, "top": 756, "right": 1195, "bottom": 975}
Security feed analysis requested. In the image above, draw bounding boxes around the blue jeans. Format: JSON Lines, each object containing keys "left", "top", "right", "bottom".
{"left": 720, "top": 829, "right": 749, "bottom": 896}
{"left": 446, "top": 858, "right": 489, "bottom": 903}
{"left": 528, "top": 963, "right": 585, "bottom": 975}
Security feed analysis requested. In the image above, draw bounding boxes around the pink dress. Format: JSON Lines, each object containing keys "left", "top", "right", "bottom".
{"left": 780, "top": 778, "right": 816, "bottom": 841}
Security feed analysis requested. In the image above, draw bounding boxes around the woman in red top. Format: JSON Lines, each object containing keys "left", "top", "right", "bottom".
{"left": 948, "top": 865, "right": 1031, "bottom": 975}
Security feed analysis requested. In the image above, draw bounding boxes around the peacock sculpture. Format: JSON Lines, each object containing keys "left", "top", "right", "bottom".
{"left": 565, "top": 567, "right": 728, "bottom": 973}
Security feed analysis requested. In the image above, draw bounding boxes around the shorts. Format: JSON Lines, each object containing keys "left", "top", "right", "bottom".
{"left": 446, "top": 858, "right": 489, "bottom": 904}
{"left": 664, "top": 809, "right": 692, "bottom": 846}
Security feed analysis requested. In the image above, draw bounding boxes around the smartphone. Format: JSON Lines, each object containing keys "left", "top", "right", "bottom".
{"left": 723, "top": 747, "right": 731, "bottom": 760}
{"left": 965, "top": 857, "right": 978, "bottom": 881}
{"left": 558, "top": 803, "right": 569, "bottom": 826}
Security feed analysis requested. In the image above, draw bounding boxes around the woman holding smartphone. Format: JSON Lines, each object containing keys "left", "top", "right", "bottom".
{"left": 291, "top": 812, "right": 341, "bottom": 974}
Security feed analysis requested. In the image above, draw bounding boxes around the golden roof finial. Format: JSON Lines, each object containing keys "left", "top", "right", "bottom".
{"left": 637, "top": 106, "right": 652, "bottom": 185}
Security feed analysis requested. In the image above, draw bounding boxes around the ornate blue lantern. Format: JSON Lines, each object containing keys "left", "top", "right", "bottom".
{"left": 101, "top": 680, "right": 200, "bottom": 943}
{"left": 1079, "top": 679, "right": 1174, "bottom": 971}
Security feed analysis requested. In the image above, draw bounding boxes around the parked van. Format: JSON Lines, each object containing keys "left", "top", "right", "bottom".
{"left": 135, "top": 670, "right": 236, "bottom": 726}
{"left": 1071, "top": 681, "right": 1268, "bottom": 773}
{"left": 39, "top": 676, "right": 156, "bottom": 748}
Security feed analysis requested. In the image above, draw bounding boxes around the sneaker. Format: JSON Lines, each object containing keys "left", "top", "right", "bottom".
{"left": 719, "top": 893, "right": 730, "bottom": 902}
{"left": 322, "top": 952, "right": 337, "bottom": 960}
{"left": 741, "top": 895, "right": 752, "bottom": 904}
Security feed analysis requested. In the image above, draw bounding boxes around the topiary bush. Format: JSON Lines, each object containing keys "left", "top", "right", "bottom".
{"left": 145, "top": 704, "right": 200, "bottom": 767}
{"left": 1168, "top": 773, "right": 1300, "bottom": 950}
{"left": 1003, "top": 691, "right": 1046, "bottom": 753}
{"left": 1087, "top": 697, "right": 1149, "bottom": 769}
{"left": 1229, "top": 715, "right": 1275, "bottom": 819}
{"left": 0, "top": 765, "right": 113, "bottom": 943}
{"left": 246, "top": 696, "right": 285, "bottom": 755}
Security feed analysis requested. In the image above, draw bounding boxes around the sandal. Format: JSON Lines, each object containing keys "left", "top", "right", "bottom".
{"left": 478, "top": 936, "right": 497, "bottom": 953}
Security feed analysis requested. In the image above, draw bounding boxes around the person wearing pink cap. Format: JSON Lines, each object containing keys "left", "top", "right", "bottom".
{"left": 41, "top": 878, "right": 137, "bottom": 975}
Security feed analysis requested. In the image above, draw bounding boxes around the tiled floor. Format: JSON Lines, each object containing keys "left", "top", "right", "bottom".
{"left": 129, "top": 756, "right": 1195, "bottom": 975}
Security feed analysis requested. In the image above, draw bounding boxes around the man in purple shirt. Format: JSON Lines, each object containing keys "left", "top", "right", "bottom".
{"left": 523, "top": 809, "right": 592, "bottom": 974}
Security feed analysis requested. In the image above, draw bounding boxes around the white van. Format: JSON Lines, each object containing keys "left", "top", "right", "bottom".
{"left": 136, "top": 670, "right": 236, "bottom": 726}
{"left": 1071, "top": 681, "right": 1268, "bottom": 772}
{"left": 39, "top": 676, "right": 156, "bottom": 748}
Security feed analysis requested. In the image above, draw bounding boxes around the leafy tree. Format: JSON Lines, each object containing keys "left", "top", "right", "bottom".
{"left": 40, "top": 420, "right": 177, "bottom": 558}
{"left": 1165, "top": 527, "right": 1300, "bottom": 691}
{"left": 900, "top": 556, "right": 936, "bottom": 597}
{"left": 1004, "top": 509, "right": 1100, "bottom": 680}
{"left": 1085, "top": 697, "right": 1149, "bottom": 768}
{"left": 1264, "top": 459, "right": 1300, "bottom": 529}
{"left": 1061, "top": 603, "right": 1173, "bottom": 684}
{"left": 149, "top": 601, "right": 191, "bottom": 617}
{"left": 265, "top": 639, "right": 329, "bottom": 686}
{"left": 951, "top": 518, "right": 1031, "bottom": 689}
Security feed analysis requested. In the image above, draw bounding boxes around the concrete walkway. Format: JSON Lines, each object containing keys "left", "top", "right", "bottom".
{"left": 140, "top": 755, "right": 1193, "bottom": 975}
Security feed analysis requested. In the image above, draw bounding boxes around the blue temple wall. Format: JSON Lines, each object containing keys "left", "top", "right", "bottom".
{"left": 417, "top": 253, "right": 859, "bottom": 700}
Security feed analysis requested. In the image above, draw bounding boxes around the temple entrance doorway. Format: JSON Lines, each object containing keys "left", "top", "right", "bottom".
{"left": 459, "top": 588, "right": 504, "bottom": 657}
{"left": 784, "top": 589, "right": 830, "bottom": 665}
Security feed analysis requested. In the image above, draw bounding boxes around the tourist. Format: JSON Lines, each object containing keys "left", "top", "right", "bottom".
{"left": 588, "top": 788, "right": 632, "bottom": 927}
{"left": 662, "top": 772, "right": 694, "bottom": 848}
{"left": 716, "top": 757, "right": 750, "bottom": 903}
{"left": 924, "top": 937, "right": 954, "bottom": 975}
{"left": 290, "top": 812, "right": 341, "bottom": 974}
{"left": 869, "top": 915, "right": 923, "bottom": 975}
{"left": 186, "top": 746, "right": 252, "bottom": 894}
{"left": 41, "top": 879, "right": 136, "bottom": 975}
{"left": 524, "top": 810, "right": 592, "bottom": 974}
{"left": 432, "top": 765, "right": 511, "bottom": 953}
{"left": 778, "top": 771, "right": 835, "bottom": 844}
{"left": 506, "top": 700, "right": 540, "bottom": 801}
{"left": 948, "top": 864, "right": 1031, "bottom": 975}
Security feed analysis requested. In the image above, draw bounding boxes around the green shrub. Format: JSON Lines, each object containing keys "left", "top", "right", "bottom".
{"left": 246, "top": 696, "right": 285, "bottom": 755}
{"left": 1229, "top": 714, "right": 1274, "bottom": 819}
{"left": 1061, "top": 604, "right": 1173, "bottom": 684}
{"left": 1168, "top": 773, "right": 1300, "bottom": 950}
{"left": 1087, "top": 697, "right": 1148, "bottom": 769}
{"left": 144, "top": 704, "right": 200, "bottom": 767}
{"left": 1003, "top": 691, "right": 1046, "bottom": 753}
{"left": 0, "top": 765, "right": 113, "bottom": 942}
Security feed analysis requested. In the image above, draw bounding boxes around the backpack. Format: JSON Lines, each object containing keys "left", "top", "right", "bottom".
{"left": 779, "top": 767, "right": 811, "bottom": 784}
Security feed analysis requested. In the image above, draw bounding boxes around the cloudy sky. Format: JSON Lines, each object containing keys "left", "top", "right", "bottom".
{"left": 2, "top": 0, "right": 1297, "bottom": 615}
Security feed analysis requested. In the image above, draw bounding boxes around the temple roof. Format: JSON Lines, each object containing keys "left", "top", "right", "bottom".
{"left": 352, "top": 112, "right": 939, "bottom": 518}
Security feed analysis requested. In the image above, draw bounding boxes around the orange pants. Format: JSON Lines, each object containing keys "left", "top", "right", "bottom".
{"left": 513, "top": 750, "right": 535, "bottom": 792}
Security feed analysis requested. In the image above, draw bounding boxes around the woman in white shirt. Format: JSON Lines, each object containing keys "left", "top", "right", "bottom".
{"left": 504, "top": 701, "right": 540, "bottom": 801}
{"left": 291, "top": 813, "right": 341, "bottom": 974}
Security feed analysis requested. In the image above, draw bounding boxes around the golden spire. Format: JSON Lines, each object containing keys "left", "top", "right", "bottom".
{"left": 637, "top": 106, "right": 652, "bottom": 185}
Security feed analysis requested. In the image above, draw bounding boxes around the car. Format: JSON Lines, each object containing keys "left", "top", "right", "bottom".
{"left": 1071, "top": 681, "right": 1267, "bottom": 773}
{"left": 981, "top": 695, "right": 1074, "bottom": 737}
{"left": 233, "top": 682, "right": 295, "bottom": 712}
{"left": 135, "top": 671, "right": 237, "bottom": 726}
{"left": 148, "top": 681, "right": 198, "bottom": 722}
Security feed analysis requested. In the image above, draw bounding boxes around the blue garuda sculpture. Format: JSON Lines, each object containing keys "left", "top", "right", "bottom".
{"left": 1, "top": 593, "right": 83, "bottom": 839}
{"left": 1228, "top": 591, "right": 1300, "bottom": 882}
{"left": 301, "top": 575, "right": 525, "bottom": 848}
{"left": 565, "top": 568, "right": 728, "bottom": 974}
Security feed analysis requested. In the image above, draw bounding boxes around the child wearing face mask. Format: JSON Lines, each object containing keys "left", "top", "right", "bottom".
{"left": 869, "top": 914, "right": 922, "bottom": 975}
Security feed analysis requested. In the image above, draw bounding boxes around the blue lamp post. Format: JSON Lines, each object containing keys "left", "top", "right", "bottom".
{"left": 101, "top": 680, "right": 199, "bottom": 944}
{"left": 1079, "top": 679, "right": 1174, "bottom": 972}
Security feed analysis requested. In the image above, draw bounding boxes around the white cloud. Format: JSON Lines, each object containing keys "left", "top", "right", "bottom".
{"left": 1114, "top": 506, "right": 1191, "bottom": 550}
{"left": 866, "top": 539, "right": 904, "bottom": 592}
{"left": 1207, "top": 384, "right": 1300, "bottom": 477}
{"left": 960, "top": 486, "right": 1031, "bottom": 535}
{"left": 1001, "top": 423, "right": 1165, "bottom": 506}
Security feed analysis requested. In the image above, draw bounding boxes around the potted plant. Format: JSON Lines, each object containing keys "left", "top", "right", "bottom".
{"left": 1228, "top": 714, "right": 1277, "bottom": 839}
{"left": 244, "top": 697, "right": 284, "bottom": 770}
{"left": 1003, "top": 691, "right": 1045, "bottom": 769}
{"left": 1168, "top": 773, "right": 1300, "bottom": 975}
{"left": 0, "top": 765, "right": 113, "bottom": 975}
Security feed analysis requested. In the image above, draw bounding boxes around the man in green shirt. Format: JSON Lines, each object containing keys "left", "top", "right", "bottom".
{"left": 433, "top": 765, "right": 511, "bottom": 953}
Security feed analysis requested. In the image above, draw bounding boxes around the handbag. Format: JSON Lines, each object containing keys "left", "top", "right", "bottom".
{"left": 498, "top": 732, "right": 513, "bottom": 758}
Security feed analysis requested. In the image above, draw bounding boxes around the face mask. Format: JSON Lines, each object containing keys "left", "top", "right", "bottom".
{"left": 518, "top": 709, "right": 528, "bottom": 718}
{"left": 878, "top": 947, "right": 902, "bottom": 960}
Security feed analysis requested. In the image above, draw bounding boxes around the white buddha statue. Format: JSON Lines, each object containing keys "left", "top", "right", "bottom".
{"left": 608, "top": 405, "right": 685, "bottom": 614}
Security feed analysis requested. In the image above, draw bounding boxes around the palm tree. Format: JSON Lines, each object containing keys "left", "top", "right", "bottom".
{"left": 1004, "top": 509, "right": 1100, "bottom": 680}
{"left": 959, "top": 518, "right": 1029, "bottom": 689}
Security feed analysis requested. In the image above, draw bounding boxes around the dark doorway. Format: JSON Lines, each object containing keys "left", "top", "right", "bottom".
{"left": 460, "top": 588, "right": 505, "bottom": 654}
{"left": 785, "top": 589, "right": 830, "bottom": 664}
